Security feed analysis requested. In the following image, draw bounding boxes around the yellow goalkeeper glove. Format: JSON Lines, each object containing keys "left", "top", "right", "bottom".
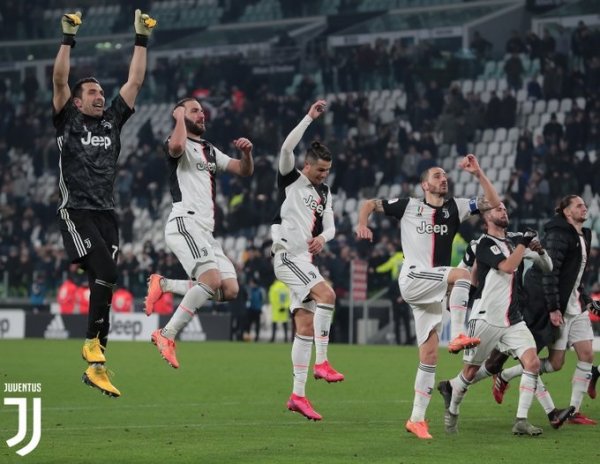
{"left": 135, "top": 9, "right": 157, "bottom": 35}
{"left": 134, "top": 9, "right": 156, "bottom": 47}
{"left": 61, "top": 11, "right": 82, "bottom": 47}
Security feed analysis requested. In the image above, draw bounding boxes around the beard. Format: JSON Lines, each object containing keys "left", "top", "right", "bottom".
{"left": 492, "top": 217, "right": 509, "bottom": 228}
{"left": 185, "top": 117, "right": 205, "bottom": 136}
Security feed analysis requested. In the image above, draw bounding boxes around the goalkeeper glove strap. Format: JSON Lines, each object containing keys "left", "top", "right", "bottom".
{"left": 62, "top": 34, "right": 76, "bottom": 47}
{"left": 135, "top": 34, "right": 148, "bottom": 47}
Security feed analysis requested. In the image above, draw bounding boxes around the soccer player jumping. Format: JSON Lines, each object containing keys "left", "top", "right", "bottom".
{"left": 53, "top": 9, "right": 156, "bottom": 397}
{"left": 356, "top": 155, "right": 500, "bottom": 438}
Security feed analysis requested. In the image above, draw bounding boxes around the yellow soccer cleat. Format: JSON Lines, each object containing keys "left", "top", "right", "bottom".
{"left": 82, "top": 365, "right": 121, "bottom": 397}
{"left": 81, "top": 337, "right": 106, "bottom": 363}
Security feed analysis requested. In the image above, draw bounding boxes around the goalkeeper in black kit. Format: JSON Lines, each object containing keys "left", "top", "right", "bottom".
{"left": 52, "top": 9, "right": 156, "bottom": 397}
{"left": 492, "top": 195, "right": 599, "bottom": 425}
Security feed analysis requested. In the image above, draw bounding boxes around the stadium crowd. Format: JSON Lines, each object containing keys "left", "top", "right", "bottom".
{"left": 0, "top": 3, "right": 600, "bottom": 344}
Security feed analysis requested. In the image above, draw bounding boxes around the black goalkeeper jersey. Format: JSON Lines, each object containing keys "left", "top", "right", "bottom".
{"left": 53, "top": 95, "right": 134, "bottom": 210}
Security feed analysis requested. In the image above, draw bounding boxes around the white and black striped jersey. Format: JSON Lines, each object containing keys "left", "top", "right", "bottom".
{"left": 53, "top": 96, "right": 133, "bottom": 210}
{"left": 272, "top": 169, "right": 333, "bottom": 257}
{"left": 470, "top": 233, "right": 552, "bottom": 327}
{"left": 165, "top": 137, "right": 232, "bottom": 232}
{"left": 383, "top": 197, "right": 478, "bottom": 275}
{"left": 271, "top": 114, "right": 335, "bottom": 257}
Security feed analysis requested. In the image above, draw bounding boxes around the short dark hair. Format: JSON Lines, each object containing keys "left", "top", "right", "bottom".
{"left": 174, "top": 97, "right": 199, "bottom": 111}
{"left": 72, "top": 77, "right": 101, "bottom": 99}
{"left": 419, "top": 166, "right": 441, "bottom": 183}
{"left": 555, "top": 194, "right": 579, "bottom": 216}
{"left": 306, "top": 141, "right": 331, "bottom": 163}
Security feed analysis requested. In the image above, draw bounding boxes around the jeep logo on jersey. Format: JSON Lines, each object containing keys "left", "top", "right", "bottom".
{"left": 196, "top": 160, "right": 216, "bottom": 173}
{"left": 416, "top": 221, "right": 449, "bottom": 235}
{"left": 81, "top": 132, "right": 111, "bottom": 148}
{"left": 304, "top": 195, "right": 324, "bottom": 215}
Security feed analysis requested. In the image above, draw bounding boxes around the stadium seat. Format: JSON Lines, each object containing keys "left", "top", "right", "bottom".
{"left": 547, "top": 99, "right": 559, "bottom": 114}
{"left": 461, "top": 79, "right": 473, "bottom": 94}
{"left": 479, "top": 155, "right": 492, "bottom": 170}
{"left": 559, "top": 98, "right": 572, "bottom": 113}
{"left": 494, "top": 128, "right": 507, "bottom": 142}
{"left": 481, "top": 129, "right": 494, "bottom": 143}
{"left": 533, "top": 100, "right": 546, "bottom": 114}
{"left": 507, "top": 127, "right": 519, "bottom": 142}
{"left": 521, "top": 100, "right": 533, "bottom": 114}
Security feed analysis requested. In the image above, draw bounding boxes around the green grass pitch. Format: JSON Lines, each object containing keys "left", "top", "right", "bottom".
{"left": 1, "top": 340, "right": 599, "bottom": 463}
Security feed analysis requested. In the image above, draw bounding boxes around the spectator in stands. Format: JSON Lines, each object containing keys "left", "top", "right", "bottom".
{"left": 269, "top": 279, "right": 291, "bottom": 343}
{"left": 486, "top": 91, "right": 502, "bottom": 129}
{"left": 526, "top": 74, "right": 543, "bottom": 100}
{"left": 145, "top": 96, "right": 254, "bottom": 369}
{"left": 504, "top": 53, "right": 524, "bottom": 91}
{"left": 52, "top": 9, "right": 156, "bottom": 398}
{"left": 499, "top": 89, "right": 517, "bottom": 128}
{"left": 470, "top": 31, "right": 492, "bottom": 60}
{"left": 245, "top": 278, "right": 265, "bottom": 342}
{"left": 506, "top": 30, "right": 526, "bottom": 54}
{"left": 543, "top": 113, "right": 564, "bottom": 146}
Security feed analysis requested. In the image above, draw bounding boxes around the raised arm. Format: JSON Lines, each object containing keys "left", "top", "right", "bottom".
{"left": 279, "top": 100, "right": 326, "bottom": 175}
{"left": 119, "top": 9, "right": 156, "bottom": 109}
{"left": 356, "top": 199, "right": 385, "bottom": 242}
{"left": 167, "top": 106, "right": 187, "bottom": 157}
{"left": 226, "top": 138, "right": 254, "bottom": 177}
{"left": 52, "top": 12, "right": 82, "bottom": 112}
{"left": 459, "top": 154, "right": 501, "bottom": 212}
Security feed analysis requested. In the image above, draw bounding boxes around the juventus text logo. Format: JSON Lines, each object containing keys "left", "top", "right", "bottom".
{"left": 4, "top": 395, "right": 42, "bottom": 456}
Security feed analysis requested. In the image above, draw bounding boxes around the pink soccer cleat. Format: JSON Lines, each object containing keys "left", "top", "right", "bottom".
{"left": 151, "top": 329, "right": 179, "bottom": 368}
{"left": 313, "top": 360, "right": 345, "bottom": 383}
{"left": 144, "top": 274, "right": 164, "bottom": 316}
{"left": 287, "top": 394, "right": 322, "bottom": 421}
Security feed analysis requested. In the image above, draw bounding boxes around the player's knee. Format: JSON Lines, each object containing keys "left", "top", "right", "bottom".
{"left": 525, "top": 357, "right": 540, "bottom": 374}
{"left": 221, "top": 283, "right": 239, "bottom": 301}
{"left": 313, "top": 285, "right": 336, "bottom": 305}
{"left": 97, "top": 262, "right": 118, "bottom": 287}
{"left": 197, "top": 269, "right": 221, "bottom": 291}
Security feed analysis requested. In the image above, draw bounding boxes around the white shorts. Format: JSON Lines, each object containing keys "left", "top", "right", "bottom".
{"left": 550, "top": 312, "right": 594, "bottom": 351}
{"left": 411, "top": 301, "right": 444, "bottom": 347}
{"left": 463, "top": 319, "right": 536, "bottom": 366}
{"left": 273, "top": 251, "right": 324, "bottom": 313}
{"left": 165, "top": 216, "right": 236, "bottom": 280}
{"left": 399, "top": 266, "right": 451, "bottom": 305}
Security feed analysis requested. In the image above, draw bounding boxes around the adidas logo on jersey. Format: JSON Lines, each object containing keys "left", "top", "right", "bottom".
{"left": 180, "top": 315, "right": 207, "bottom": 341}
{"left": 44, "top": 315, "right": 69, "bottom": 339}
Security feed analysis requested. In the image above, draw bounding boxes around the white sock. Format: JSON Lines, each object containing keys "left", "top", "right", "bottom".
{"left": 472, "top": 365, "right": 492, "bottom": 384}
{"left": 449, "top": 373, "right": 471, "bottom": 415}
{"left": 448, "top": 279, "right": 470, "bottom": 340}
{"left": 570, "top": 361, "right": 592, "bottom": 412}
{"left": 535, "top": 377, "right": 555, "bottom": 414}
{"left": 314, "top": 303, "right": 334, "bottom": 364}
{"left": 161, "top": 283, "right": 213, "bottom": 339}
{"left": 501, "top": 364, "right": 523, "bottom": 382}
{"left": 516, "top": 370, "right": 538, "bottom": 419}
{"left": 410, "top": 363, "right": 436, "bottom": 422}
{"left": 161, "top": 278, "right": 193, "bottom": 296}
{"left": 292, "top": 334, "right": 313, "bottom": 396}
